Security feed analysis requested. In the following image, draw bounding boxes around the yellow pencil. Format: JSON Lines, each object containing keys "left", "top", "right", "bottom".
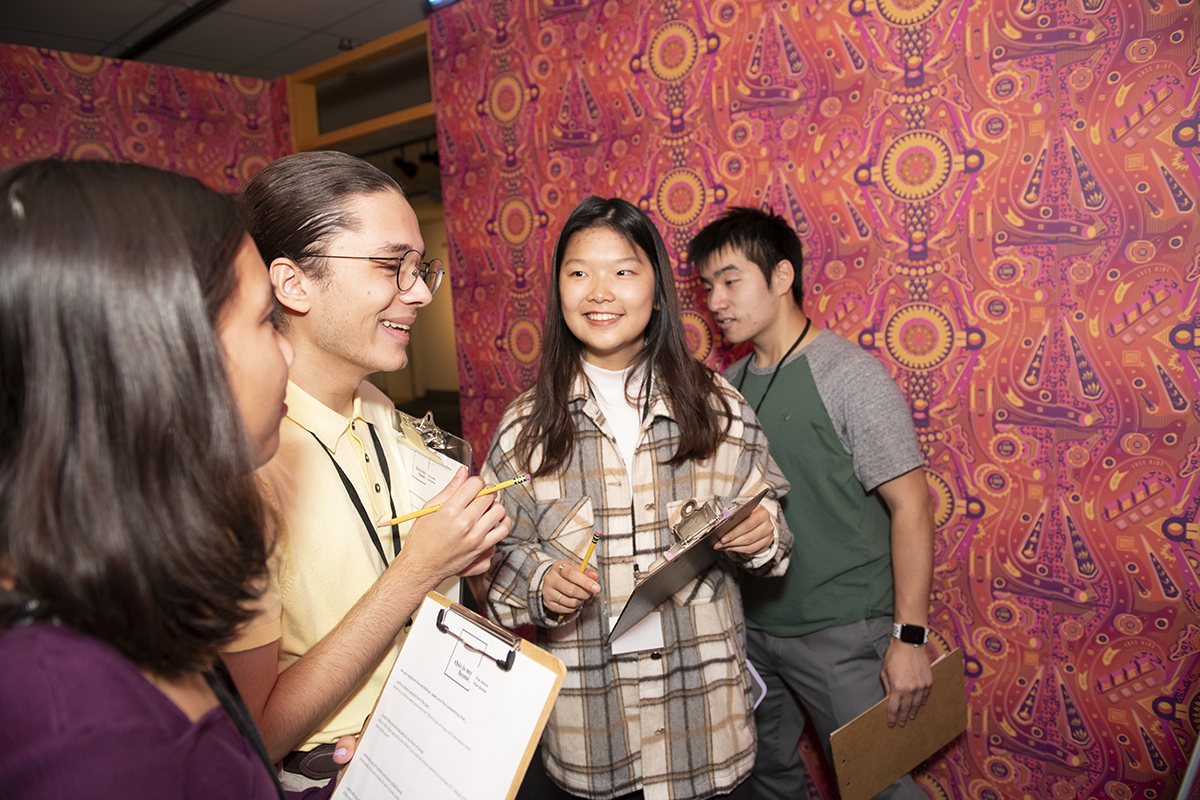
{"left": 558, "top": 530, "right": 601, "bottom": 623}
{"left": 376, "top": 473, "right": 530, "bottom": 527}
{"left": 578, "top": 531, "right": 600, "bottom": 573}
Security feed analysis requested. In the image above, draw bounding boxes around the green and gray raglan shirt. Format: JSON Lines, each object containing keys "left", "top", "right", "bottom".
{"left": 726, "top": 329, "right": 925, "bottom": 637}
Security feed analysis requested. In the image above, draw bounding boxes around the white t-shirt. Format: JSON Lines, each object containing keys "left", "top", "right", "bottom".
{"left": 581, "top": 359, "right": 644, "bottom": 487}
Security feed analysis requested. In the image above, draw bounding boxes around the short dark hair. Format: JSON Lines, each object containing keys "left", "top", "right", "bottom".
{"left": 242, "top": 150, "right": 404, "bottom": 283}
{"left": 0, "top": 159, "right": 268, "bottom": 678}
{"left": 687, "top": 206, "right": 805, "bottom": 306}
{"left": 514, "top": 196, "right": 731, "bottom": 476}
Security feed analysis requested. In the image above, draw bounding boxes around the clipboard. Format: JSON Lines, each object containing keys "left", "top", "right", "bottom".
{"left": 607, "top": 488, "right": 769, "bottom": 643}
{"left": 829, "top": 648, "right": 967, "bottom": 800}
{"left": 332, "top": 592, "right": 565, "bottom": 800}
{"left": 392, "top": 409, "right": 472, "bottom": 510}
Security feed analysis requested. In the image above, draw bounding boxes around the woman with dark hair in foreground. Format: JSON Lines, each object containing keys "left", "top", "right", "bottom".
{"left": 0, "top": 159, "right": 342, "bottom": 798}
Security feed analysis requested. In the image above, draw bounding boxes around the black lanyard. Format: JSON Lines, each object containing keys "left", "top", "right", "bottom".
{"left": 207, "top": 661, "right": 287, "bottom": 800}
{"left": 737, "top": 317, "right": 812, "bottom": 417}
{"left": 309, "top": 422, "right": 400, "bottom": 569}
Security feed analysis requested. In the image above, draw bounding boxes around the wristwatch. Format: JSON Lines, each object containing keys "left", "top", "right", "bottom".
{"left": 892, "top": 623, "right": 929, "bottom": 646}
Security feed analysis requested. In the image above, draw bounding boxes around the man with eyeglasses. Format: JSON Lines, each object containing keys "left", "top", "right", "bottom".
{"left": 223, "top": 151, "right": 512, "bottom": 791}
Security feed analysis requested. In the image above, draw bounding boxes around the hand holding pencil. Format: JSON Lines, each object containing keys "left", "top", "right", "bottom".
{"left": 378, "top": 473, "right": 531, "bottom": 527}
{"left": 399, "top": 467, "right": 513, "bottom": 580}
{"left": 544, "top": 530, "right": 602, "bottom": 622}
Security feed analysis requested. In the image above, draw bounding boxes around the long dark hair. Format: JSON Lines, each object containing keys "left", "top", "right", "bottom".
{"left": 515, "top": 196, "right": 731, "bottom": 477}
{"left": 0, "top": 159, "right": 267, "bottom": 677}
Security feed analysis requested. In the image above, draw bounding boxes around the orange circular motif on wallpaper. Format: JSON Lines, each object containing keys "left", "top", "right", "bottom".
{"left": 825, "top": 260, "right": 846, "bottom": 280}
{"left": 977, "top": 466, "right": 1010, "bottom": 497}
{"left": 1103, "top": 782, "right": 1133, "bottom": 800}
{"left": 58, "top": 52, "right": 106, "bottom": 76}
{"left": 1068, "top": 67, "right": 1093, "bottom": 92}
{"left": 497, "top": 197, "right": 534, "bottom": 245}
{"left": 991, "top": 433, "right": 1022, "bottom": 461}
{"left": 648, "top": 21, "right": 700, "bottom": 83}
{"left": 713, "top": 1, "right": 742, "bottom": 26}
{"left": 884, "top": 303, "right": 954, "bottom": 371}
{"left": 506, "top": 318, "right": 542, "bottom": 365}
{"left": 1069, "top": 261, "right": 1094, "bottom": 283}
{"left": 655, "top": 168, "right": 706, "bottom": 227}
{"left": 488, "top": 74, "right": 525, "bottom": 124}
{"left": 989, "top": 600, "right": 1022, "bottom": 627}
{"left": 236, "top": 154, "right": 271, "bottom": 186}
{"left": 976, "top": 109, "right": 1012, "bottom": 144}
{"left": 681, "top": 310, "right": 713, "bottom": 361}
{"left": 68, "top": 141, "right": 117, "bottom": 161}
{"left": 875, "top": 0, "right": 941, "bottom": 27}
{"left": 1124, "top": 239, "right": 1155, "bottom": 264}
{"left": 1059, "top": 618, "right": 1084, "bottom": 640}
{"left": 1064, "top": 445, "right": 1090, "bottom": 469}
{"left": 820, "top": 97, "right": 842, "bottom": 117}
{"left": 925, "top": 470, "right": 955, "bottom": 530}
{"left": 1114, "top": 614, "right": 1143, "bottom": 636}
{"left": 1120, "top": 432, "right": 1151, "bottom": 456}
{"left": 718, "top": 151, "right": 745, "bottom": 181}
{"left": 880, "top": 131, "right": 953, "bottom": 201}
{"left": 1126, "top": 38, "right": 1156, "bottom": 63}
{"left": 232, "top": 76, "right": 268, "bottom": 97}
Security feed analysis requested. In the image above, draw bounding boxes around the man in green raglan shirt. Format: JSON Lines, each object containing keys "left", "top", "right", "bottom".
{"left": 690, "top": 208, "right": 936, "bottom": 800}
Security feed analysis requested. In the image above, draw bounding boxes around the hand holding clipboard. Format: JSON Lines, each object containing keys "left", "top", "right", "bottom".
{"left": 607, "top": 489, "right": 770, "bottom": 643}
{"left": 332, "top": 593, "right": 565, "bottom": 800}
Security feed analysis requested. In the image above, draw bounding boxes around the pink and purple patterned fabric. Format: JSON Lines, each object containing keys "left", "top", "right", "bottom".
{"left": 429, "top": 1, "right": 1200, "bottom": 797}
{"left": 0, "top": 45, "right": 289, "bottom": 191}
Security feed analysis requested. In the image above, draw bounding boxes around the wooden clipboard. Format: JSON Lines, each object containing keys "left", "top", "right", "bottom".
{"left": 607, "top": 488, "right": 769, "bottom": 643}
{"left": 332, "top": 592, "right": 565, "bottom": 800}
{"left": 829, "top": 648, "right": 967, "bottom": 800}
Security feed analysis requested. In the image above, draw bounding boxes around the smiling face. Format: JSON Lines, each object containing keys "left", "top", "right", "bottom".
{"left": 697, "top": 245, "right": 788, "bottom": 347}
{"left": 304, "top": 189, "right": 433, "bottom": 381}
{"left": 218, "top": 236, "right": 294, "bottom": 465}
{"left": 558, "top": 226, "right": 657, "bottom": 371}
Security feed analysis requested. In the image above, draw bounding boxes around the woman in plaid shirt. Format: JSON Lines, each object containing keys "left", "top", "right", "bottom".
{"left": 482, "top": 197, "right": 793, "bottom": 800}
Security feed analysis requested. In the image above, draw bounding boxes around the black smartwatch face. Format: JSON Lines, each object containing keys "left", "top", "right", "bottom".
{"left": 898, "top": 624, "right": 925, "bottom": 645}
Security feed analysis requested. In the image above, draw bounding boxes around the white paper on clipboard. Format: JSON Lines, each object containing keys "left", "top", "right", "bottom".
{"left": 393, "top": 411, "right": 469, "bottom": 509}
{"left": 330, "top": 593, "right": 565, "bottom": 800}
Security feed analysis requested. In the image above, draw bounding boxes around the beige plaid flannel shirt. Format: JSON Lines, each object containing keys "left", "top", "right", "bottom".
{"left": 483, "top": 372, "right": 792, "bottom": 800}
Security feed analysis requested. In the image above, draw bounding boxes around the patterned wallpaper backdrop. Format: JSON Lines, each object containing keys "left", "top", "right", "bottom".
{"left": 431, "top": 1, "right": 1200, "bottom": 798}
{"left": 0, "top": 44, "right": 290, "bottom": 190}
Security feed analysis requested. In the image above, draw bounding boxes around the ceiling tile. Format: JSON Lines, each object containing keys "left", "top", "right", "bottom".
{"left": 237, "top": 31, "right": 346, "bottom": 79}
{"left": 325, "top": 1, "right": 425, "bottom": 41}
{"left": 151, "top": 9, "right": 309, "bottom": 61}
{"left": 1, "top": 0, "right": 173, "bottom": 44}
{"left": 227, "top": 0, "right": 384, "bottom": 32}
{"left": 0, "top": 28, "right": 109, "bottom": 55}
{"left": 135, "top": 46, "right": 248, "bottom": 75}
{"left": 101, "top": 2, "right": 194, "bottom": 55}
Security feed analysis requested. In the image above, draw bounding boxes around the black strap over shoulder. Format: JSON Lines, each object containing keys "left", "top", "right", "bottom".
{"left": 207, "top": 661, "right": 287, "bottom": 800}
{"left": 308, "top": 421, "right": 400, "bottom": 569}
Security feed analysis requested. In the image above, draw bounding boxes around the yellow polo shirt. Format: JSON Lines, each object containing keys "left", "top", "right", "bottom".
{"left": 228, "top": 379, "right": 456, "bottom": 750}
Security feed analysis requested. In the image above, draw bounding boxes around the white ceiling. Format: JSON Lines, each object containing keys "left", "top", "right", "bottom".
{"left": 0, "top": 0, "right": 429, "bottom": 79}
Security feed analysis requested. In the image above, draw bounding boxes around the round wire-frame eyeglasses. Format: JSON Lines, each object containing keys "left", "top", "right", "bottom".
{"left": 320, "top": 250, "right": 444, "bottom": 296}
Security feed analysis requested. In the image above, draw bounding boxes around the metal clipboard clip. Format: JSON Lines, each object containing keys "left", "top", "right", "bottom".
{"left": 435, "top": 602, "right": 521, "bottom": 672}
{"left": 636, "top": 498, "right": 727, "bottom": 586}
{"left": 394, "top": 410, "right": 474, "bottom": 468}
{"left": 671, "top": 499, "right": 722, "bottom": 547}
